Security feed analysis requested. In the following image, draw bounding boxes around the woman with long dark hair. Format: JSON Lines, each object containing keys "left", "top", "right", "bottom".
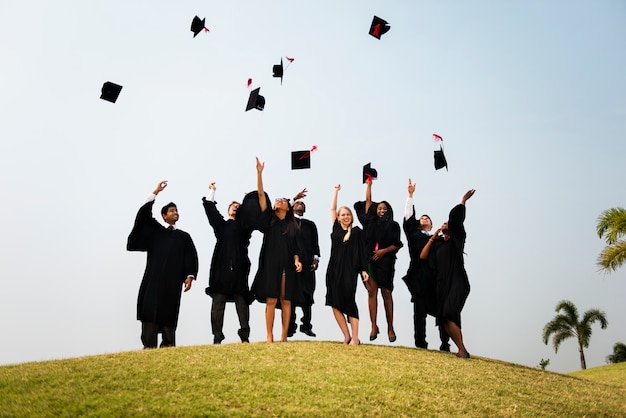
{"left": 420, "top": 189, "right": 475, "bottom": 358}
{"left": 354, "top": 178, "right": 403, "bottom": 342}
{"left": 244, "top": 157, "right": 303, "bottom": 342}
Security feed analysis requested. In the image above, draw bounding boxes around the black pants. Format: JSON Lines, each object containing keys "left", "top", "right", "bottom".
{"left": 289, "top": 304, "right": 312, "bottom": 332}
{"left": 413, "top": 301, "right": 450, "bottom": 350}
{"left": 211, "top": 293, "right": 250, "bottom": 342}
{"left": 141, "top": 321, "right": 175, "bottom": 349}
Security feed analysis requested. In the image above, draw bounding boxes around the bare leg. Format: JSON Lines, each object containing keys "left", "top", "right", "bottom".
{"left": 365, "top": 277, "right": 379, "bottom": 339}
{"left": 349, "top": 316, "right": 360, "bottom": 345}
{"left": 332, "top": 307, "right": 351, "bottom": 344}
{"left": 381, "top": 288, "right": 396, "bottom": 342}
{"left": 266, "top": 297, "right": 277, "bottom": 343}
{"left": 279, "top": 273, "right": 291, "bottom": 342}
{"left": 444, "top": 320, "right": 469, "bottom": 358}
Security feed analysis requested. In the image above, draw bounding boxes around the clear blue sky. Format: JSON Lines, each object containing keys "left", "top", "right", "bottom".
{"left": 1, "top": 0, "right": 625, "bottom": 374}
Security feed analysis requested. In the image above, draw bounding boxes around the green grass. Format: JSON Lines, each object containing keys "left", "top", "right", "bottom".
{"left": 1, "top": 342, "right": 624, "bottom": 417}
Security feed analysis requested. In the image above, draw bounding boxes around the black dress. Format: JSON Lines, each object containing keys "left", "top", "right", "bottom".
{"left": 127, "top": 200, "right": 199, "bottom": 329}
{"left": 428, "top": 204, "right": 470, "bottom": 328}
{"left": 202, "top": 198, "right": 253, "bottom": 304}
{"left": 239, "top": 191, "right": 301, "bottom": 305}
{"left": 353, "top": 200, "right": 403, "bottom": 291}
{"left": 325, "top": 220, "right": 368, "bottom": 319}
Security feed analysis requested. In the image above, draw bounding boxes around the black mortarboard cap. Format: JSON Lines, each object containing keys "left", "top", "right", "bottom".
{"left": 100, "top": 81, "right": 123, "bottom": 103}
{"left": 191, "top": 16, "right": 206, "bottom": 38}
{"left": 369, "top": 16, "right": 390, "bottom": 39}
{"left": 273, "top": 58, "right": 284, "bottom": 85}
{"left": 291, "top": 151, "right": 311, "bottom": 170}
{"left": 434, "top": 146, "right": 448, "bottom": 171}
{"left": 245, "top": 87, "right": 265, "bottom": 111}
{"left": 362, "top": 162, "right": 378, "bottom": 183}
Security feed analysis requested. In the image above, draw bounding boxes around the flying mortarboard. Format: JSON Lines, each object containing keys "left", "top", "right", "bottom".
{"left": 362, "top": 162, "right": 378, "bottom": 183}
{"left": 100, "top": 81, "right": 123, "bottom": 103}
{"left": 369, "top": 16, "right": 390, "bottom": 39}
{"left": 191, "top": 16, "right": 209, "bottom": 38}
{"left": 273, "top": 58, "right": 284, "bottom": 85}
{"left": 434, "top": 145, "right": 448, "bottom": 171}
{"left": 291, "top": 150, "right": 311, "bottom": 170}
{"left": 245, "top": 87, "right": 265, "bottom": 111}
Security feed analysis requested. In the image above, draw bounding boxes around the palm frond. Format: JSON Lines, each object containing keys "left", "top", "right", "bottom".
{"left": 596, "top": 207, "right": 626, "bottom": 243}
{"left": 596, "top": 241, "right": 626, "bottom": 273}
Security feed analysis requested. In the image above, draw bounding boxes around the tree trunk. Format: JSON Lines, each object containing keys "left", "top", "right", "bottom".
{"left": 579, "top": 349, "right": 587, "bottom": 370}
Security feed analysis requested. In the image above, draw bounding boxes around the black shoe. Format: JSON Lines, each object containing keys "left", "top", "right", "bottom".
{"left": 369, "top": 326, "right": 380, "bottom": 341}
{"left": 389, "top": 332, "right": 397, "bottom": 343}
{"left": 214, "top": 335, "right": 225, "bottom": 345}
{"left": 238, "top": 329, "right": 250, "bottom": 343}
{"left": 300, "top": 327, "right": 316, "bottom": 337}
{"left": 440, "top": 344, "right": 451, "bottom": 352}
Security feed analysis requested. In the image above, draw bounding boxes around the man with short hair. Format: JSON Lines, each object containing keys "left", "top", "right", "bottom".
{"left": 127, "top": 180, "right": 199, "bottom": 348}
{"left": 289, "top": 199, "right": 320, "bottom": 337}
{"left": 401, "top": 179, "right": 450, "bottom": 351}
{"left": 202, "top": 181, "right": 253, "bottom": 344}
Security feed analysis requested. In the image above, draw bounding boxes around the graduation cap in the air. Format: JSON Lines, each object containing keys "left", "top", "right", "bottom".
{"left": 191, "top": 16, "right": 209, "bottom": 38}
{"left": 362, "top": 162, "right": 378, "bottom": 183}
{"left": 432, "top": 133, "right": 447, "bottom": 171}
{"left": 100, "top": 81, "right": 123, "bottom": 103}
{"left": 434, "top": 146, "right": 448, "bottom": 171}
{"left": 273, "top": 58, "right": 284, "bottom": 84}
{"left": 291, "top": 146, "right": 317, "bottom": 170}
{"left": 291, "top": 151, "right": 310, "bottom": 170}
{"left": 246, "top": 87, "right": 265, "bottom": 111}
{"left": 369, "top": 16, "right": 390, "bottom": 39}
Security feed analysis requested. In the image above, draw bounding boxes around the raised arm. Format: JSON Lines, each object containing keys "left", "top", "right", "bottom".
{"left": 153, "top": 180, "right": 167, "bottom": 196}
{"left": 461, "top": 189, "right": 476, "bottom": 205}
{"left": 405, "top": 178, "right": 415, "bottom": 221}
{"left": 364, "top": 178, "right": 373, "bottom": 214}
{"left": 256, "top": 157, "right": 268, "bottom": 213}
{"left": 293, "top": 188, "right": 308, "bottom": 202}
{"left": 330, "top": 184, "right": 341, "bottom": 224}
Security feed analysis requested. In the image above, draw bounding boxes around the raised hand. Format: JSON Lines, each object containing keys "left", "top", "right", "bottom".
{"left": 153, "top": 180, "right": 168, "bottom": 195}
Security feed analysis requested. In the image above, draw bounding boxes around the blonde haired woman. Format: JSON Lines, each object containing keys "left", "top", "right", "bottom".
{"left": 325, "top": 184, "right": 369, "bottom": 345}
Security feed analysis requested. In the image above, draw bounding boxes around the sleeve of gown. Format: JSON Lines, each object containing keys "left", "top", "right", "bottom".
{"left": 351, "top": 227, "right": 368, "bottom": 273}
{"left": 127, "top": 201, "right": 159, "bottom": 251}
{"left": 353, "top": 200, "right": 377, "bottom": 228}
{"left": 202, "top": 198, "right": 225, "bottom": 238}
{"left": 310, "top": 221, "right": 321, "bottom": 257}
{"left": 403, "top": 207, "right": 418, "bottom": 237}
{"left": 389, "top": 221, "right": 404, "bottom": 250}
{"left": 184, "top": 232, "right": 199, "bottom": 281}
{"left": 447, "top": 204, "right": 466, "bottom": 241}
{"left": 238, "top": 190, "right": 272, "bottom": 232}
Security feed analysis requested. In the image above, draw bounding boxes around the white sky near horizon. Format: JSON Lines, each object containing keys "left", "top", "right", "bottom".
{"left": 1, "top": 1, "right": 625, "bottom": 374}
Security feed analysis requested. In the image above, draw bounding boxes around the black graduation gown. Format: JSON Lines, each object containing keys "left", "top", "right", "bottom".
{"left": 239, "top": 191, "right": 302, "bottom": 305}
{"left": 325, "top": 220, "right": 368, "bottom": 318}
{"left": 428, "top": 204, "right": 470, "bottom": 328}
{"left": 294, "top": 217, "right": 320, "bottom": 307}
{"left": 353, "top": 200, "right": 403, "bottom": 291}
{"left": 202, "top": 198, "right": 253, "bottom": 304}
{"left": 127, "top": 200, "right": 199, "bottom": 329}
{"left": 401, "top": 208, "right": 437, "bottom": 314}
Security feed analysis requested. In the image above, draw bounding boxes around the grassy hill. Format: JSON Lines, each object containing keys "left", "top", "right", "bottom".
{"left": 1, "top": 342, "right": 624, "bottom": 417}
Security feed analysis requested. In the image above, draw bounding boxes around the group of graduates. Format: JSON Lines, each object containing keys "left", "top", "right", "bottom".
{"left": 127, "top": 157, "right": 475, "bottom": 358}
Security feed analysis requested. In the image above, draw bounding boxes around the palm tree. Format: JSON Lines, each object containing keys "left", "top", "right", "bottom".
{"left": 606, "top": 342, "right": 626, "bottom": 364}
{"left": 542, "top": 300, "right": 608, "bottom": 370}
{"left": 596, "top": 207, "right": 626, "bottom": 273}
